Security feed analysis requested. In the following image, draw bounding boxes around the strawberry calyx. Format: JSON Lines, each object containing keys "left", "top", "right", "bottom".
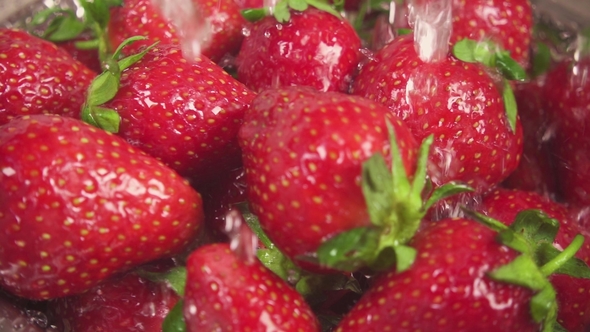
{"left": 312, "top": 122, "right": 473, "bottom": 273}
{"left": 464, "top": 209, "right": 590, "bottom": 332}
{"left": 81, "top": 36, "right": 158, "bottom": 133}
{"left": 453, "top": 38, "right": 527, "bottom": 133}
{"left": 28, "top": 0, "right": 122, "bottom": 66}
{"left": 241, "top": 0, "right": 340, "bottom": 23}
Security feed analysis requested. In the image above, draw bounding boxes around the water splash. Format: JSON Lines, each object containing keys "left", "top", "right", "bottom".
{"left": 224, "top": 209, "right": 258, "bottom": 264}
{"left": 150, "top": 0, "right": 212, "bottom": 60}
{"left": 407, "top": 0, "right": 452, "bottom": 63}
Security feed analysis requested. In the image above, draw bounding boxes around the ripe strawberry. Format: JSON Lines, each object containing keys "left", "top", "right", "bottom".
{"left": 236, "top": 7, "right": 362, "bottom": 93}
{"left": 404, "top": 0, "right": 533, "bottom": 67}
{"left": 543, "top": 57, "right": 590, "bottom": 207}
{"left": 51, "top": 265, "right": 180, "bottom": 332}
{"left": 336, "top": 218, "right": 539, "bottom": 331}
{"left": 0, "top": 114, "right": 204, "bottom": 300}
{"left": 479, "top": 188, "right": 590, "bottom": 332}
{"left": 238, "top": 86, "right": 419, "bottom": 270}
{"left": 89, "top": 44, "right": 255, "bottom": 187}
{"left": 183, "top": 243, "right": 321, "bottom": 331}
{"left": 108, "top": 0, "right": 247, "bottom": 62}
{"left": 56, "top": 36, "right": 102, "bottom": 74}
{"left": 352, "top": 34, "right": 524, "bottom": 193}
{"left": 0, "top": 29, "right": 95, "bottom": 126}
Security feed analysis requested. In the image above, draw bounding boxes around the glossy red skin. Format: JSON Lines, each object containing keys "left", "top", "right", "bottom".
{"left": 108, "top": 0, "right": 247, "bottom": 63}
{"left": 102, "top": 44, "right": 254, "bottom": 187}
{"left": 405, "top": 0, "right": 533, "bottom": 67}
{"left": 236, "top": 8, "right": 362, "bottom": 93}
{"left": 352, "top": 34, "right": 523, "bottom": 193}
{"left": 0, "top": 115, "right": 204, "bottom": 300}
{"left": 184, "top": 243, "right": 320, "bottom": 331}
{"left": 502, "top": 79, "right": 557, "bottom": 196}
{"left": 52, "top": 271, "right": 179, "bottom": 332}
{"left": 239, "top": 86, "right": 418, "bottom": 268}
{"left": 480, "top": 188, "right": 590, "bottom": 331}
{"left": 336, "top": 218, "right": 538, "bottom": 331}
{"left": 0, "top": 29, "right": 95, "bottom": 126}
{"left": 544, "top": 58, "right": 590, "bottom": 207}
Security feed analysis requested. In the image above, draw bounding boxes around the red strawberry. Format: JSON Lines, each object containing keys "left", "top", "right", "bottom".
{"left": 0, "top": 114, "right": 204, "bottom": 300}
{"left": 56, "top": 35, "right": 102, "bottom": 74}
{"left": 236, "top": 7, "right": 362, "bottom": 93}
{"left": 543, "top": 57, "right": 590, "bottom": 207}
{"left": 51, "top": 266, "right": 180, "bottom": 332}
{"left": 108, "top": 0, "right": 247, "bottom": 63}
{"left": 91, "top": 44, "right": 255, "bottom": 187}
{"left": 352, "top": 34, "right": 524, "bottom": 193}
{"left": 502, "top": 79, "right": 557, "bottom": 197}
{"left": 239, "top": 86, "right": 419, "bottom": 270}
{"left": 404, "top": 0, "right": 533, "bottom": 67}
{"left": 336, "top": 218, "right": 540, "bottom": 331}
{"left": 479, "top": 188, "right": 590, "bottom": 332}
{"left": 0, "top": 29, "right": 95, "bottom": 126}
{"left": 183, "top": 242, "right": 321, "bottom": 331}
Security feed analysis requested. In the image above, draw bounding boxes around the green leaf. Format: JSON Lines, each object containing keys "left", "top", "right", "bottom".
{"left": 237, "top": 202, "right": 274, "bottom": 249}
{"left": 241, "top": 8, "right": 268, "bottom": 22}
{"left": 452, "top": 39, "right": 478, "bottom": 63}
{"left": 397, "top": 28, "right": 412, "bottom": 36}
{"left": 273, "top": 0, "right": 291, "bottom": 23}
{"left": 532, "top": 42, "right": 552, "bottom": 78}
{"left": 538, "top": 243, "right": 590, "bottom": 278}
{"left": 409, "top": 135, "right": 433, "bottom": 200}
{"left": 87, "top": 71, "right": 119, "bottom": 106}
{"left": 305, "top": 0, "right": 341, "bottom": 19}
{"left": 502, "top": 79, "right": 518, "bottom": 133}
{"left": 422, "top": 182, "right": 473, "bottom": 211}
{"left": 118, "top": 41, "right": 158, "bottom": 71}
{"left": 30, "top": 7, "right": 71, "bottom": 26}
{"left": 540, "top": 234, "right": 586, "bottom": 277}
{"left": 79, "top": 0, "right": 111, "bottom": 29}
{"left": 530, "top": 286, "right": 557, "bottom": 328}
{"left": 257, "top": 248, "right": 299, "bottom": 282}
{"left": 462, "top": 209, "right": 509, "bottom": 233}
{"left": 316, "top": 227, "right": 380, "bottom": 271}
{"left": 473, "top": 41, "right": 497, "bottom": 67}
{"left": 91, "top": 106, "right": 121, "bottom": 133}
{"left": 288, "top": 0, "right": 309, "bottom": 12}
{"left": 105, "top": 0, "right": 124, "bottom": 6}
{"left": 45, "top": 16, "right": 86, "bottom": 42}
{"left": 509, "top": 210, "right": 560, "bottom": 251}
{"left": 162, "top": 300, "right": 187, "bottom": 332}
{"left": 74, "top": 39, "right": 100, "bottom": 50}
{"left": 496, "top": 51, "right": 527, "bottom": 81}
{"left": 362, "top": 153, "right": 394, "bottom": 227}
{"left": 488, "top": 254, "right": 547, "bottom": 291}
{"left": 111, "top": 35, "right": 149, "bottom": 61}
{"left": 393, "top": 244, "right": 416, "bottom": 272}
{"left": 137, "top": 266, "right": 188, "bottom": 296}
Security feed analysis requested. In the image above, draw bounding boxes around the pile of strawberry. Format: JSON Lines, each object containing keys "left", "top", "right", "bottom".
{"left": 1, "top": 0, "right": 590, "bottom": 331}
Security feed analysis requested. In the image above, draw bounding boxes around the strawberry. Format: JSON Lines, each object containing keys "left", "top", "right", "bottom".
{"left": 0, "top": 29, "right": 95, "bottom": 126}
{"left": 0, "top": 114, "right": 204, "bottom": 300}
{"left": 51, "top": 264, "right": 180, "bottom": 332}
{"left": 336, "top": 213, "right": 586, "bottom": 331}
{"left": 479, "top": 188, "right": 590, "bottom": 332}
{"left": 404, "top": 0, "right": 533, "bottom": 67}
{"left": 543, "top": 56, "right": 590, "bottom": 207}
{"left": 237, "top": 7, "right": 362, "bottom": 93}
{"left": 352, "top": 34, "right": 524, "bottom": 193}
{"left": 83, "top": 43, "right": 255, "bottom": 187}
{"left": 238, "top": 86, "right": 420, "bottom": 270}
{"left": 56, "top": 36, "right": 103, "bottom": 74}
{"left": 183, "top": 243, "right": 321, "bottom": 331}
{"left": 108, "top": 0, "right": 247, "bottom": 63}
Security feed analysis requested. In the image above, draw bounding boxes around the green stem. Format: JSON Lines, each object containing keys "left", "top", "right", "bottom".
{"left": 541, "top": 234, "right": 585, "bottom": 276}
